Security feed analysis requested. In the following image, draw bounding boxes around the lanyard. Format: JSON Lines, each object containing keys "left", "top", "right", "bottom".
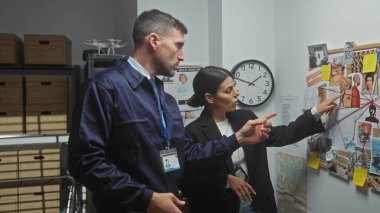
{"left": 149, "top": 78, "right": 170, "bottom": 148}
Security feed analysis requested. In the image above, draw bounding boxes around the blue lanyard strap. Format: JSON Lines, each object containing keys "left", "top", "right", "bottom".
{"left": 149, "top": 78, "right": 170, "bottom": 148}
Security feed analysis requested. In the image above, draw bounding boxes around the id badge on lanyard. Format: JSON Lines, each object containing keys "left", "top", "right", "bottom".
{"left": 160, "top": 148, "right": 180, "bottom": 173}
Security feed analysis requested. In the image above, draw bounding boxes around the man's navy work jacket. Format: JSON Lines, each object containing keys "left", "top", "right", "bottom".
{"left": 68, "top": 60, "right": 240, "bottom": 212}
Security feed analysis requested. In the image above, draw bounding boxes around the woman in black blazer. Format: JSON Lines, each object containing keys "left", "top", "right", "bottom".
{"left": 181, "top": 66, "right": 338, "bottom": 213}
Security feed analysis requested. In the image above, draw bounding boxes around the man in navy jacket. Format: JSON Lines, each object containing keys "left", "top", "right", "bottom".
{"left": 68, "top": 9, "right": 275, "bottom": 213}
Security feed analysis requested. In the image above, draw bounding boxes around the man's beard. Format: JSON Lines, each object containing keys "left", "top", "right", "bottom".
{"left": 153, "top": 57, "right": 176, "bottom": 77}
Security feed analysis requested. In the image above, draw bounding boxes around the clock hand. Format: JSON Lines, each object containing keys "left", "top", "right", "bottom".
{"left": 249, "top": 76, "right": 262, "bottom": 86}
{"left": 235, "top": 77, "right": 270, "bottom": 92}
{"left": 234, "top": 77, "right": 252, "bottom": 85}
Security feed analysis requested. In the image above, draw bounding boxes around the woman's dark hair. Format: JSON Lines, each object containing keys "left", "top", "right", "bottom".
{"left": 365, "top": 73, "right": 374, "bottom": 81}
{"left": 187, "top": 66, "right": 233, "bottom": 108}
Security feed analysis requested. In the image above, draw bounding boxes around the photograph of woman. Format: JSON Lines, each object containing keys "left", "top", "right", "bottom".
{"left": 181, "top": 66, "right": 338, "bottom": 213}
{"left": 178, "top": 73, "right": 190, "bottom": 93}
{"left": 363, "top": 73, "right": 376, "bottom": 95}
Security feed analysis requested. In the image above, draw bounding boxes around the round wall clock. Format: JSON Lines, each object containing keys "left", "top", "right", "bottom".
{"left": 231, "top": 59, "right": 274, "bottom": 106}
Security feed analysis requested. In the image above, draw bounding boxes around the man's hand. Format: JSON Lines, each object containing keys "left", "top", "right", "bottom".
{"left": 228, "top": 175, "right": 256, "bottom": 201}
{"left": 316, "top": 93, "right": 342, "bottom": 115}
{"left": 147, "top": 192, "right": 185, "bottom": 213}
{"left": 236, "top": 112, "right": 277, "bottom": 145}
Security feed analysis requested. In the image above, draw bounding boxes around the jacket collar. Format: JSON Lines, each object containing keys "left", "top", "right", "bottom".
{"left": 198, "top": 109, "right": 222, "bottom": 140}
{"left": 198, "top": 109, "right": 241, "bottom": 140}
{"left": 114, "top": 59, "right": 163, "bottom": 90}
{"left": 198, "top": 109, "right": 238, "bottom": 174}
{"left": 227, "top": 111, "right": 246, "bottom": 132}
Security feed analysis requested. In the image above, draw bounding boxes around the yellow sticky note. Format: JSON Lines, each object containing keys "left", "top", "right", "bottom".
{"left": 320, "top": 65, "right": 331, "bottom": 81}
{"left": 363, "top": 53, "right": 377, "bottom": 73}
{"left": 352, "top": 167, "right": 368, "bottom": 187}
{"left": 308, "top": 152, "right": 320, "bottom": 169}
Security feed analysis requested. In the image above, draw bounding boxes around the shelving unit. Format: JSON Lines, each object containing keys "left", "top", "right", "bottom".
{"left": 0, "top": 134, "right": 83, "bottom": 213}
{"left": 0, "top": 54, "right": 131, "bottom": 212}
{"left": 84, "top": 53, "right": 127, "bottom": 80}
{"left": 0, "top": 65, "right": 80, "bottom": 133}
{"left": 0, "top": 65, "right": 83, "bottom": 212}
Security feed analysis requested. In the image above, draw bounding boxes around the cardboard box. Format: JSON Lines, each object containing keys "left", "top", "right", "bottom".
{"left": 0, "top": 186, "right": 17, "bottom": 196}
{"left": 0, "top": 153, "right": 17, "bottom": 178}
{"left": 24, "top": 34, "right": 71, "bottom": 65}
{"left": 0, "top": 151, "right": 18, "bottom": 163}
{"left": 0, "top": 163, "right": 17, "bottom": 172}
{"left": 0, "top": 123, "right": 24, "bottom": 135}
{"left": 18, "top": 149, "right": 61, "bottom": 178}
{"left": 0, "top": 184, "right": 59, "bottom": 212}
{"left": 0, "top": 151, "right": 17, "bottom": 172}
{"left": 18, "top": 184, "right": 60, "bottom": 211}
{"left": 0, "top": 75, "right": 23, "bottom": 105}
{"left": 0, "top": 104, "right": 23, "bottom": 135}
{"left": 0, "top": 196, "right": 17, "bottom": 212}
{"left": 0, "top": 171, "right": 18, "bottom": 180}
{"left": 26, "top": 105, "right": 67, "bottom": 134}
{"left": 18, "top": 149, "right": 60, "bottom": 162}
{"left": 0, "top": 195, "right": 17, "bottom": 204}
{"left": 0, "top": 148, "right": 62, "bottom": 179}
{"left": 18, "top": 201, "right": 59, "bottom": 212}
{"left": 18, "top": 168, "right": 60, "bottom": 179}
{"left": 18, "top": 158, "right": 60, "bottom": 171}
{"left": 0, "top": 33, "right": 23, "bottom": 64}
{"left": 25, "top": 75, "right": 67, "bottom": 105}
{"left": 18, "top": 197, "right": 59, "bottom": 211}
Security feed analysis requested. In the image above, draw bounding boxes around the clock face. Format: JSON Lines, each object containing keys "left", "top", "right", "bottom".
{"left": 231, "top": 60, "right": 274, "bottom": 106}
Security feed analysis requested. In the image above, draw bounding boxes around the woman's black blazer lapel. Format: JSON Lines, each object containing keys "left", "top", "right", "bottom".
{"left": 197, "top": 110, "right": 250, "bottom": 174}
{"left": 196, "top": 109, "right": 223, "bottom": 141}
{"left": 226, "top": 110, "right": 254, "bottom": 133}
